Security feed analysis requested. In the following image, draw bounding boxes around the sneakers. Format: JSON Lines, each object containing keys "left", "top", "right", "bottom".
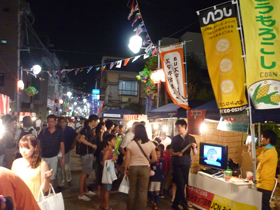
{"left": 153, "top": 203, "right": 158, "bottom": 210}
{"left": 84, "top": 191, "right": 96, "bottom": 196}
{"left": 78, "top": 195, "right": 91, "bottom": 201}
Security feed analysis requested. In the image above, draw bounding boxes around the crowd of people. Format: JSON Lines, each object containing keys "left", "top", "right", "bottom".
{"left": 0, "top": 113, "right": 198, "bottom": 210}
{"left": 1, "top": 112, "right": 276, "bottom": 210}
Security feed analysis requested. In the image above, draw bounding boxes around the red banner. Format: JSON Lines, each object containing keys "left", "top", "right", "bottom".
{"left": 0, "top": 94, "right": 10, "bottom": 115}
{"left": 187, "top": 110, "right": 206, "bottom": 135}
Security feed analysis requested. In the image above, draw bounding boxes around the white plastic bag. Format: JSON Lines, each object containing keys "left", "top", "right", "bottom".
{"left": 37, "top": 184, "right": 65, "bottom": 210}
{"left": 118, "top": 175, "right": 129, "bottom": 194}
{"left": 102, "top": 160, "right": 117, "bottom": 184}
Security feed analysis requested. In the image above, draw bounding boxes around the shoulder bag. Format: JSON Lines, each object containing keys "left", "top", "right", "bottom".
{"left": 134, "top": 140, "right": 155, "bottom": 176}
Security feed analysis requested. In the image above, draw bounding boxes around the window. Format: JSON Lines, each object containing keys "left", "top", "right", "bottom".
{"left": 118, "top": 80, "right": 138, "bottom": 96}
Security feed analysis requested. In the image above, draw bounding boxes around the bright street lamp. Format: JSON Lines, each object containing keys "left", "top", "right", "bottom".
{"left": 74, "top": 102, "right": 77, "bottom": 106}
{"left": 31, "top": 65, "right": 42, "bottom": 75}
{"left": 83, "top": 98, "right": 87, "bottom": 103}
{"left": 67, "top": 91, "right": 72, "bottom": 98}
{"left": 128, "top": 35, "right": 142, "bottom": 54}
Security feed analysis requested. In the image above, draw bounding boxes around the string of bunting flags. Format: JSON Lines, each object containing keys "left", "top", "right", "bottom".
{"left": 21, "top": 51, "right": 157, "bottom": 81}
{"left": 21, "top": 0, "right": 158, "bottom": 81}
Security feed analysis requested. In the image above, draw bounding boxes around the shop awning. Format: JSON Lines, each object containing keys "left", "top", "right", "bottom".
{"left": 191, "top": 100, "right": 220, "bottom": 121}
{"left": 148, "top": 100, "right": 206, "bottom": 119}
{"left": 0, "top": 94, "right": 10, "bottom": 115}
{"left": 100, "top": 109, "right": 137, "bottom": 119}
{"left": 148, "top": 103, "right": 187, "bottom": 119}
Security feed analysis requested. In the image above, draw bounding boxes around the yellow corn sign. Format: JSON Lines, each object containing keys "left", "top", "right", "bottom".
{"left": 240, "top": 0, "right": 280, "bottom": 109}
{"left": 197, "top": 2, "right": 247, "bottom": 115}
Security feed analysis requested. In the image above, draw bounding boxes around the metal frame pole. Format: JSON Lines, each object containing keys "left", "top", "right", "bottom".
{"left": 235, "top": 0, "right": 257, "bottom": 181}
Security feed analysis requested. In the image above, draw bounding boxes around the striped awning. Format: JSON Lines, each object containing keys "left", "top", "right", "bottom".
{"left": 10, "top": 112, "right": 36, "bottom": 117}
{"left": 0, "top": 94, "right": 10, "bottom": 115}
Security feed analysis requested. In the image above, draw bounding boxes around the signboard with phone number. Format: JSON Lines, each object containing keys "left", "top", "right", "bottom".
{"left": 188, "top": 186, "right": 258, "bottom": 210}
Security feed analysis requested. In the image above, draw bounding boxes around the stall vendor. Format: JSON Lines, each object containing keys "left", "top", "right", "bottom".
{"left": 247, "top": 129, "right": 277, "bottom": 210}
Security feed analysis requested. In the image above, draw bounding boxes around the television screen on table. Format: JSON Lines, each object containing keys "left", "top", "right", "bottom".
{"left": 199, "top": 143, "right": 228, "bottom": 170}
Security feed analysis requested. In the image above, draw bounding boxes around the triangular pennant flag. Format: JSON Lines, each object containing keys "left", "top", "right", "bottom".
{"left": 128, "top": 11, "right": 134, "bottom": 20}
{"left": 134, "top": 4, "right": 139, "bottom": 12}
{"left": 116, "top": 60, "right": 122, "bottom": 68}
{"left": 87, "top": 66, "right": 93, "bottom": 73}
{"left": 130, "top": 0, "right": 134, "bottom": 12}
{"left": 75, "top": 69, "right": 79, "bottom": 75}
{"left": 145, "top": 44, "right": 152, "bottom": 53}
{"left": 144, "top": 54, "right": 149, "bottom": 59}
{"left": 124, "top": 58, "right": 130, "bottom": 66}
{"left": 47, "top": 71, "right": 52, "bottom": 77}
{"left": 80, "top": 68, "right": 84, "bottom": 72}
{"left": 102, "top": 64, "right": 106, "bottom": 71}
{"left": 96, "top": 67, "right": 100, "bottom": 71}
{"left": 110, "top": 62, "right": 115, "bottom": 69}
{"left": 151, "top": 48, "right": 157, "bottom": 56}
{"left": 131, "top": 13, "right": 141, "bottom": 27}
{"left": 132, "top": 55, "right": 141, "bottom": 62}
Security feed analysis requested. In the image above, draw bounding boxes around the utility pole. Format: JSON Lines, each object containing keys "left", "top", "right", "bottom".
{"left": 16, "top": 0, "right": 21, "bottom": 112}
{"left": 156, "top": 40, "right": 161, "bottom": 108}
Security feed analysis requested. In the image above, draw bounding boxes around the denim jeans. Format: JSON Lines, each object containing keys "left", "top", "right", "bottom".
{"left": 57, "top": 151, "right": 72, "bottom": 186}
{"left": 127, "top": 166, "right": 150, "bottom": 210}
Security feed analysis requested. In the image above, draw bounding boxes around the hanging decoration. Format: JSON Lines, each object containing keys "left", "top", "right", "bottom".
{"left": 136, "top": 68, "right": 156, "bottom": 96}
{"left": 24, "top": 86, "right": 39, "bottom": 97}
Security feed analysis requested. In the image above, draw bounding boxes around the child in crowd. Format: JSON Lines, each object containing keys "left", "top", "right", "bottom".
{"left": 100, "top": 134, "right": 118, "bottom": 210}
{"left": 97, "top": 141, "right": 106, "bottom": 198}
{"left": 149, "top": 148, "right": 163, "bottom": 210}
{"left": 157, "top": 144, "right": 165, "bottom": 198}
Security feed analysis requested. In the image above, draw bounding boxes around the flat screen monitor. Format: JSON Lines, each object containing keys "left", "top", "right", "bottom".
{"left": 199, "top": 143, "right": 228, "bottom": 170}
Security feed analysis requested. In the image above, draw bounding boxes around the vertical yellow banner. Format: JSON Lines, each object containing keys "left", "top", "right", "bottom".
{"left": 240, "top": 0, "right": 280, "bottom": 110}
{"left": 197, "top": 2, "right": 248, "bottom": 115}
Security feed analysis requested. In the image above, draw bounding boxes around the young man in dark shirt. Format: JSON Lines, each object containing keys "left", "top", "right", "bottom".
{"left": 78, "top": 114, "right": 99, "bottom": 201}
{"left": 170, "top": 119, "right": 197, "bottom": 210}
{"left": 57, "top": 117, "right": 78, "bottom": 188}
{"left": 39, "top": 114, "right": 65, "bottom": 185}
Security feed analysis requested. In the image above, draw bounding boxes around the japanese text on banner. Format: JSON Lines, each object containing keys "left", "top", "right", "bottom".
{"left": 240, "top": 0, "right": 280, "bottom": 110}
{"left": 197, "top": 2, "right": 247, "bottom": 115}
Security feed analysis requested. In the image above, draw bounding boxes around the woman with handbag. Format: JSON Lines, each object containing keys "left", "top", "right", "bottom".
{"left": 11, "top": 134, "right": 52, "bottom": 200}
{"left": 124, "top": 124, "right": 157, "bottom": 210}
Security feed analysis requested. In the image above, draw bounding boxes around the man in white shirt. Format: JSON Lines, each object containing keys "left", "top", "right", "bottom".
{"left": 119, "top": 121, "right": 140, "bottom": 155}
{"left": 75, "top": 118, "right": 85, "bottom": 133}
{"left": 160, "top": 133, "right": 172, "bottom": 150}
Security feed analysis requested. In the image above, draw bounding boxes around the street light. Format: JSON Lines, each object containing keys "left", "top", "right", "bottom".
{"left": 31, "top": 65, "right": 42, "bottom": 75}
{"left": 67, "top": 91, "right": 72, "bottom": 98}
{"left": 128, "top": 35, "right": 142, "bottom": 54}
{"left": 74, "top": 102, "right": 77, "bottom": 106}
{"left": 83, "top": 98, "right": 87, "bottom": 103}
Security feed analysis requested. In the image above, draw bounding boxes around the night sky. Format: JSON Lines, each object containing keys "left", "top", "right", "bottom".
{"left": 26, "top": 0, "right": 228, "bottom": 92}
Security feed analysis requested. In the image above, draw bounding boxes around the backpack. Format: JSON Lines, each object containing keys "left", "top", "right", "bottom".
{"left": 19, "top": 128, "right": 34, "bottom": 140}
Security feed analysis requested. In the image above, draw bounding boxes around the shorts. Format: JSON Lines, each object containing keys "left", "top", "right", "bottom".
{"left": 43, "top": 156, "right": 58, "bottom": 180}
{"left": 103, "top": 184, "right": 112, "bottom": 191}
{"left": 81, "top": 154, "right": 93, "bottom": 175}
{"left": 149, "top": 181, "right": 161, "bottom": 192}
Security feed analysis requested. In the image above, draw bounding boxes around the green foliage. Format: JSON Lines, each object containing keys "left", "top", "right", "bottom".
{"left": 144, "top": 56, "right": 158, "bottom": 71}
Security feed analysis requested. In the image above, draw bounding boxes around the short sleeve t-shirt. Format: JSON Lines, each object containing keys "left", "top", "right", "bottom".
{"left": 39, "top": 128, "right": 64, "bottom": 158}
{"left": 79, "top": 125, "right": 95, "bottom": 155}
{"left": 150, "top": 159, "right": 163, "bottom": 182}
{"left": 0, "top": 167, "right": 40, "bottom": 210}
{"left": 62, "top": 126, "right": 78, "bottom": 153}
{"left": 127, "top": 140, "right": 155, "bottom": 166}
{"left": 120, "top": 131, "right": 134, "bottom": 148}
{"left": 170, "top": 134, "right": 196, "bottom": 165}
